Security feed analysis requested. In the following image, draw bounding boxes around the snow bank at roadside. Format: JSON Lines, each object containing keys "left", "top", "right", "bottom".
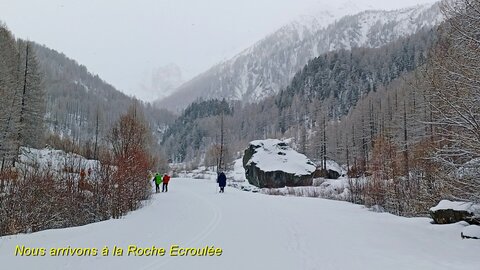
{"left": 260, "top": 177, "right": 360, "bottom": 200}
{"left": 176, "top": 166, "right": 217, "bottom": 181}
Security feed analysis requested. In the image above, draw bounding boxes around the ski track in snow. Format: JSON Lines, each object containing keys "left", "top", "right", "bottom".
{"left": 286, "top": 219, "right": 311, "bottom": 270}
{"left": 1, "top": 178, "right": 480, "bottom": 270}
{"left": 140, "top": 186, "right": 222, "bottom": 270}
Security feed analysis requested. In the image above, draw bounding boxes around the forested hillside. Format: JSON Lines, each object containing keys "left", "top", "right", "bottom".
{"left": 161, "top": 99, "right": 232, "bottom": 165}
{"left": 278, "top": 28, "right": 436, "bottom": 117}
{"left": 162, "top": 26, "right": 437, "bottom": 166}
{"left": 33, "top": 44, "right": 176, "bottom": 158}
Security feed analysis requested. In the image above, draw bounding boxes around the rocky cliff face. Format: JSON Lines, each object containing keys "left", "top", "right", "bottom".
{"left": 243, "top": 139, "right": 316, "bottom": 188}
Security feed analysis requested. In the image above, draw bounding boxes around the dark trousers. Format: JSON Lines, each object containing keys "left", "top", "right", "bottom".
{"left": 219, "top": 186, "right": 225, "bottom": 193}
{"left": 162, "top": 183, "right": 168, "bottom": 192}
{"left": 155, "top": 184, "right": 160, "bottom": 193}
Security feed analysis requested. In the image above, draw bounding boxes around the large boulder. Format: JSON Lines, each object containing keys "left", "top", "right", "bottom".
{"left": 242, "top": 139, "right": 316, "bottom": 188}
{"left": 312, "top": 159, "right": 346, "bottom": 179}
{"left": 429, "top": 200, "right": 480, "bottom": 225}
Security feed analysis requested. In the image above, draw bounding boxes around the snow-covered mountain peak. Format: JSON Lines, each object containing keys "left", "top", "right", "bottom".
{"left": 140, "top": 63, "right": 184, "bottom": 101}
{"left": 292, "top": 1, "right": 366, "bottom": 35}
{"left": 156, "top": 2, "right": 442, "bottom": 111}
{"left": 295, "top": 10, "right": 335, "bottom": 32}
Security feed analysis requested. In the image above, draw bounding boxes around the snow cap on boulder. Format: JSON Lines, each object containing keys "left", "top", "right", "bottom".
{"left": 247, "top": 139, "right": 316, "bottom": 176}
{"left": 430, "top": 200, "right": 479, "bottom": 214}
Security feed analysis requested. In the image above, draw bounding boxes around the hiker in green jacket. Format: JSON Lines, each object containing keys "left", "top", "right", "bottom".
{"left": 152, "top": 173, "right": 163, "bottom": 193}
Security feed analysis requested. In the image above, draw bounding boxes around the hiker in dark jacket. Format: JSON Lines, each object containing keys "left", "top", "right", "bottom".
{"left": 217, "top": 172, "right": 227, "bottom": 193}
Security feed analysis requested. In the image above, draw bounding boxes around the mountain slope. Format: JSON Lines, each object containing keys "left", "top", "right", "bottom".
{"left": 1, "top": 178, "right": 479, "bottom": 269}
{"left": 33, "top": 44, "right": 176, "bottom": 144}
{"left": 156, "top": 3, "right": 442, "bottom": 111}
{"left": 159, "top": 26, "right": 438, "bottom": 164}
{"left": 278, "top": 27, "right": 437, "bottom": 117}
{"left": 161, "top": 99, "right": 232, "bottom": 162}
{"left": 139, "top": 63, "right": 184, "bottom": 101}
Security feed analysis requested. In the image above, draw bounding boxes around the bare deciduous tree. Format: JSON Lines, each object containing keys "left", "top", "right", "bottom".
{"left": 425, "top": 0, "right": 480, "bottom": 203}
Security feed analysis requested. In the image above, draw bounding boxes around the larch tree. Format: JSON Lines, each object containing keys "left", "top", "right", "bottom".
{"left": 0, "top": 24, "right": 20, "bottom": 169}
{"left": 0, "top": 26, "right": 45, "bottom": 168}
{"left": 16, "top": 40, "right": 46, "bottom": 150}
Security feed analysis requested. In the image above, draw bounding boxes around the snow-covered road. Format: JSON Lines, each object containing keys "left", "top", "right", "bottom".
{"left": 1, "top": 178, "right": 479, "bottom": 270}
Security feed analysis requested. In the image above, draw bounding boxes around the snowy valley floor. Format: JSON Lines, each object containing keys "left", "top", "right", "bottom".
{"left": 1, "top": 178, "right": 479, "bottom": 270}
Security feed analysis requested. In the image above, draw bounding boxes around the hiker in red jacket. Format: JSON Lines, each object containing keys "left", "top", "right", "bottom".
{"left": 162, "top": 173, "right": 170, "bottom": 192}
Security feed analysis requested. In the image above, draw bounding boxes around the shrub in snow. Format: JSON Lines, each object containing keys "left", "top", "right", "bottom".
{"left": 242, "top": 139, "right": 315, "bottom": 188}
{"left": 370, "top": 205, "right": 386, "bottom": 213}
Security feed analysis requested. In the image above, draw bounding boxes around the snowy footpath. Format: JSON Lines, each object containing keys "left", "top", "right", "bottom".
{"left": 1, "top": 178, "right": 479, "bottom": 270}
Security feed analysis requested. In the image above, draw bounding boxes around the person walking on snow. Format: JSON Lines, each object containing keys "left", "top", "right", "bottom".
{"left": 152, "top": 173, "right": 162, "bottom": 193}
{"left": 217, "top": 172, "right": 226, "bottom": 193}
{"left": 162, "top": 173, "right": 170, "bottom": 192}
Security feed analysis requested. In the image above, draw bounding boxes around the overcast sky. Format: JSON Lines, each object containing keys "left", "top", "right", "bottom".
{"left": 0, "top": 0, "right": 437, "bottom": 101}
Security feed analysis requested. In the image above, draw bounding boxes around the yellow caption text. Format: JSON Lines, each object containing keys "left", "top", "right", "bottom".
{"left": 14, "top": 245, "right": 223, "bottom": 257}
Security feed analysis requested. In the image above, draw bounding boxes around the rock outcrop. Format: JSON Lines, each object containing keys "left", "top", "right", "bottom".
{"left": 430, "top": 200, "right": 480, "bottom": 225}
{"left": 243, "top": 139, "right": 316, "bottom": 188}
{"left": 461, "top": 225, "right": 480, "bottom": 240}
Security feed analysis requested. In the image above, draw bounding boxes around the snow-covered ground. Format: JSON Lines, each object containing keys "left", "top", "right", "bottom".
{"left": 18, "top": 147, "right": 99, "bottom": 173}
{"left": 1, "top": 178, "right": 479, "bottom": 270}
{"left": 262, "top": 177, "right": 353, "bottom": 200}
